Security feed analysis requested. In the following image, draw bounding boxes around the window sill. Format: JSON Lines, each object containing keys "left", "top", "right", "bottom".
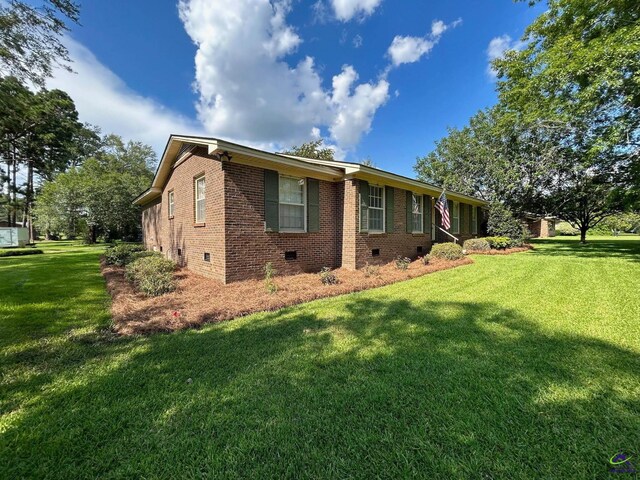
{"left": 279, "top": 229, "right": 307, "bottom": 234}
{"left": 194, "top": 223, "right": 206, "bottom": 228}
{"left": 168, "top": 215, "right": 174, "bottom": 220}
{"left": 368, "top": 231, "right": 386, "bottom": 236}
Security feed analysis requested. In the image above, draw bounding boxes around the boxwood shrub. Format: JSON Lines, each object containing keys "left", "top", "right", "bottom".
{"left": 125, "top": 255, "right": 177, "bottom": 296}
{"left": 463, "top": 238, "right": 490, "bottom": 252}
{"left": 104, "top": 244, "right": 146, "bottom": 266}
{"left": 484, "top": 236, "right": 511, "bottom": 249}
{"left": 430, "top": 242, "right": 464, "bottom": 260}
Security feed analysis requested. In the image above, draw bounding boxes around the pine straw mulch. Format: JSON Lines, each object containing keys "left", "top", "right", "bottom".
{"left": 103, "top": 256, "right": 474, "bottom": 336}
{"left": 469, "top": 244, "right": 534, "bottom": 255}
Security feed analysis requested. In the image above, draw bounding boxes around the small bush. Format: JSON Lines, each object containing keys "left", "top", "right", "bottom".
{"left": 264, "top": 262, "right": 278, "bottom": 294}
{"left": 421, "top": 254, "right": 432, "bottom": 265}
{"left": 395, "top": 256, "right": 411, "bottom": 270}
{"left": 555, "top": 222, "right": 578, "bottom": 236}
{"left": 130, "top": 250, "right": 161, "bottom": 262}
{"left": 484, "top": 236, "right": 511, "bottom": 249}
{"left": 105, "top": 243, "right": 145, "bottom": 266}
{"left": 463, "top": 238, "right": 490, "bottom": 252}
{"left": 125, "top": 256, "right": 176, "bottom": 296}
{"left": 362, "top": 262, "right": 380, "bottom": 277}
{"left": 319, "top": 267, "right": 339, "bottom": 285}
{"left": 430, "top": 242, "right": 464, "bottom": 260}
{"left": 0, "top": 248, "right": 44, "bottom": 257}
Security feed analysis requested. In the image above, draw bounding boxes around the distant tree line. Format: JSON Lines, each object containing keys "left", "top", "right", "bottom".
{"left": 0, "top": 2, "right": 156, "bottom": 243}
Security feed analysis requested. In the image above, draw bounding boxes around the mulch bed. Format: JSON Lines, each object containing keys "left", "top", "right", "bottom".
{"left": 468, "top": 244, "right": 534, "bottom": 255}
{"left": 103, "top": 256, "right": 473, "bottom": 336}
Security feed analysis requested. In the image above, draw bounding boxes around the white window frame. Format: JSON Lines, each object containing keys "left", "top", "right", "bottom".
{"left": 368, "top": 184, "right": 385, "bottom": 233}
{"left": 195, "top": 175, "right": 206, "bottom": 224}
{"left": 452, "top": 201, "right": 460, "bottom": 234}
{"left": 471, "top": 206, "right": 477, "bottom": 235}
{"left": 168, "top": 190, "right": 175, "bottom": 218}
{"left": 412, "top": 193, "right": 423, "bottom": 234}
{"left": 278, "top": 175, "right": 307, "bottom": 233}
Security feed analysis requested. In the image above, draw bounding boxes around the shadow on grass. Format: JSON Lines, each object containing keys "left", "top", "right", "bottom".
{"left": 1, "top": 296, "right": 638, "bottom": 479}
{"left": 530, "top": 237, "right": 640, "bottom": 261}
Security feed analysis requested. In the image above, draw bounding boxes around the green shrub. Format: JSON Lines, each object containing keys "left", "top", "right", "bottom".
{"left": 463, "top": 238, "right": 490, "bottom": 252}
{"left": 430, "top": 242, "right": 464, "bottom": 260}
{"left": 0, "top": 248, "right": 44, "bottom": 257}
{"left": 125, "top": 255, "right": 176, "bottom": 296}
{"left": 130, "top": 250, "right": 161, "bottom": 262}
{"left": 264, "top": 262, "right": 278, "bottom": 294}
{"left": 105, "top": 244, "right": 145, "bottom": 266}
{"left": 319, "top": 267, "right": 339, "bottom": 285}
{"left": 555, "top": 221, "right": 579, "bottom": 236}
{"left": 487, "top": 202, "right": 527, "bottom": 240}
{"left": 484, "top": 236, "right": 511, "bottom": 249}
{"left": 395, "top": 256, "right": 411, "bottom": 270}
{"left": 421, "top": 254, "right": 432, "bottom": 265}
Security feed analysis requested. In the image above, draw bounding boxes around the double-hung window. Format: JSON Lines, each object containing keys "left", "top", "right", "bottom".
{"left": 368, "top": 185, "right": 384, "bottom": 232}
{"left": 168, "top": 191, "right": 175, "bottom": 218}
{"left": 471, "top": 206, "right": 477, "bottom": 234}
{"left": 452, "top": 201, "right": 460, "bottom": 234}
{"left": 279, "top": 175, "right": 306, "bottom": 232}
{"left": 412, "top": 193, "right": 423, "bottom": 233}
{"left": 195, "top": 176, "right": 206, "bottom": 223}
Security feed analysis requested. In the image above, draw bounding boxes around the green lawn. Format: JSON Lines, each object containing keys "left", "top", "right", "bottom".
{"left": 1, "top": 238, "right": 639, "bottom": 479}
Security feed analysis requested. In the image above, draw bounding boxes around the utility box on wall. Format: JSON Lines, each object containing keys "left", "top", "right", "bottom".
{"left": 0, "top": 227, "right": 29, "bottom": 248}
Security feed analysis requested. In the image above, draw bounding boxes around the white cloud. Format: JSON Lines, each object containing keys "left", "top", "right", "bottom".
{"left": 179, "top": 0, "right": 389, "bottom": 148}
{"left": 331, "top": 0, "right": 383, "bottom": 22}
{"left": 47, "top": 38, "right": 201, "bottom": 156}
{"left": 352, "top": 34, "right": 363, "bottom": 48}
{"left": 330, "top": 66, "right": 389, "bottom": 145}
{"left": 486, "top": 34, "right": 525, "bottom": 79}
{"left": 387, "top": 18, "right": 461, "bottom": 67}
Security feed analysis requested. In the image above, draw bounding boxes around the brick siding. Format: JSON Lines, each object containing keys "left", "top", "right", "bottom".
{"left": 140, "top": 152, "right": 482, "bottom": 283}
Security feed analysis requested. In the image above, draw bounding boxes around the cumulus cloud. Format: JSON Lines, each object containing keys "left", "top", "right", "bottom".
{"left": 179, "top": 0, "right": 389, "bottom": 148}
{"left": 387, "top": 18, "right": 461, "bottom": 67}
{"left": 486, "top": 34, "right": 525, "bottom": 79}
{"left": 331, "top": 0, "right": 383, "bottom": 22}
{"left": 47, "top": 38, "right": 201, "bottom": 156}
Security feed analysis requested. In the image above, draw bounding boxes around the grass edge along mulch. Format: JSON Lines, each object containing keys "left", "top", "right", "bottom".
{"left": 103, "top": 256, "right": 476, "bottom": 335}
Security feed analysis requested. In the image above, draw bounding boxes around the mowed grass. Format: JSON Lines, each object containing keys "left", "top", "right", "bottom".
{"left": 1, "top": 238, "right": 639, "bottom": 479}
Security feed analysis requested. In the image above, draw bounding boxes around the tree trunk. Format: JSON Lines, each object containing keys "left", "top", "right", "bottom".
{"left": 26, "top": 159, "right": 34, "bottom": 243}
{"left": 580, "top": 226, "right": 588, "bottom": 244}
{"left": 11, "top": 155, "right": 17, "bottom": 227}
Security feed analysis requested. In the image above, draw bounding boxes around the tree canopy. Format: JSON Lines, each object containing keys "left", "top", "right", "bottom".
{"left": 415, "top": 0, "right": 640, "bottom": 243}
{"left": 33, "top": 135, "right": 156, "bottom": 241}
{"left": 281, "top": 140, "right": 335, "bottom": 161}
{"left": 0, "top": 0, "right": 80, "bottom": 86}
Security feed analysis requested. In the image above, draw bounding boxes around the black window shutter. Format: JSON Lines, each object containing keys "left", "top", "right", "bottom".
{"left": 264, "top": 169, "right": 279, "bottom": 232}
{"left": 359, "top": 180, "right": 369, "bottom": 232}
{"left": 423, "top": 195, "right": 431, "bottom": 235}
{"left": 307, "top": 178, "right": 320, "bottom": 233}
{"left": 385, "top": 186, "right": 394, "bottom": 233}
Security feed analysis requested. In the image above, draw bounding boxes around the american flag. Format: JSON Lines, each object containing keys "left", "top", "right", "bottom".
{"left": 435, "top": 191, "right": 451, "bottom": 230}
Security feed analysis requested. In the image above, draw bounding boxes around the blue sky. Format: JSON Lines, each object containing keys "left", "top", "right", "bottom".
{"left": 52, "top": 0, "right": 544, "bottom": 177}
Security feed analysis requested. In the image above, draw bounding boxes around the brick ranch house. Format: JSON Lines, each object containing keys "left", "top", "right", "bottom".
{"left": 134, "top": 135, "right": 488, "bottom": 284}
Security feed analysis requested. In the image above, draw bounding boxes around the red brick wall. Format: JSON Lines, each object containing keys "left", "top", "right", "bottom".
{"left": 141, "top": 153, "right": 480, "bottom": 283}
{"left": 223, "top": 162, "right": 340, "bottom": 283}
{"left": 141, "top": 198, "right": 162, "bottom": 250}
{"left": 141, "top": 148, "right": 226, "bottom": 282}
{"left": 351, "top": 180, "right": 433, "bottom": 268}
